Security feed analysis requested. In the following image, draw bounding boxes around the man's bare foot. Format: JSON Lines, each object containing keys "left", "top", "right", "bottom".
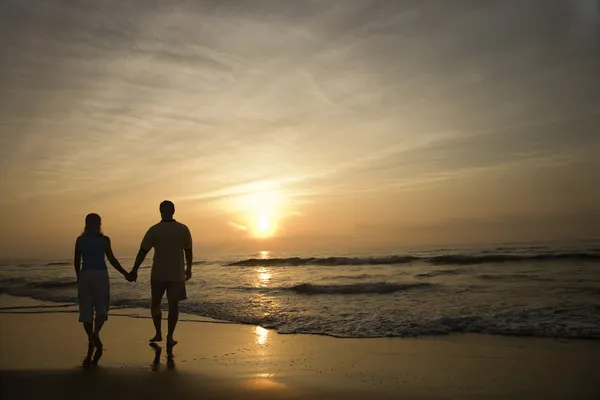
{"left": 149, "top": 334, "right": 163, "bottom": 343}
{"left": 166, "top": 336, "right": 178, "bottom": 347}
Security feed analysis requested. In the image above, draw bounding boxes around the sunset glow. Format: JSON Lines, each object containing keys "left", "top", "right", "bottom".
{"left": 231, "top": 185, "right": 286, "bottom": 239}
{"left": 255, "top": 214, "right": 274, "bottom": 238}
{"left": 2, "top": 3, "right": 599, "bottom": 399}
{"left": 0, "top": 1, "right": 598, "bottom": 258}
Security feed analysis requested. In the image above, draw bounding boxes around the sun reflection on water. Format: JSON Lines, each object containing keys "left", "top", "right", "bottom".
{"left": 256, "top": 267, "right": 272, "bottom": 287}
{"left": 259, "top": 250, "right": 270, "bottom": 259}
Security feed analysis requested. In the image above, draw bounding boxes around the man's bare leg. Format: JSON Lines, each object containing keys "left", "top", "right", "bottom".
{"left": 150, "top": 295, "right": 163, "bottom": 342}
{"left": 167, "top": 301, "right": 179, "bottom": 346}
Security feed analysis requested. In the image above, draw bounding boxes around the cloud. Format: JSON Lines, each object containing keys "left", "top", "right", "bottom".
{"left": 229, "top": 222, "right": 248, "bottom": 232}
{"left": 1, "top": 0, "right": 599, "bottom": 255}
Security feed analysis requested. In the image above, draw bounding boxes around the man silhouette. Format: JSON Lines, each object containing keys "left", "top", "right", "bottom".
{"left": 130, "top": 200, "right": 193, "bottom": 346}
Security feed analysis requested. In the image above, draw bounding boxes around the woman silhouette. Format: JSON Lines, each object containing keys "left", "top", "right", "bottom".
{"left": 74, "top": 213, "right": 129, "bottom": 352}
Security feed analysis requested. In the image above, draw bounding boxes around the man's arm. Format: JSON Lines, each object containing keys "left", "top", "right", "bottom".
{"left": 131, "top": 248, "right": 148, "bottom": 275}
{"left": 130, "top": 228, "right": 153, "bottom": 280}
{"left": 184, "top": 226, "right": 193, "bottom": 281}
{"left": 184, "top": 248, "right": 193, "bottom": 281}
{"left": 74, "top": 238, "right": 82, "bottom": 282}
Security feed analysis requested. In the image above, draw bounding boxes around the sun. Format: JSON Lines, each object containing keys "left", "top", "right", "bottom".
{"left": 248, "top": 197, "right": 279, "bottom": 238}
{"left": 255, "top": 214, "right": 273, "bottom": 238}
{"left": 230, "top": 182, "right": 286, "bottom": 239}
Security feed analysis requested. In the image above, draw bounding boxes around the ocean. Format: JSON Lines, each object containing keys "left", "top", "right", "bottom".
{"left": 1, "top": 242, "right": 599, "bottom": 339}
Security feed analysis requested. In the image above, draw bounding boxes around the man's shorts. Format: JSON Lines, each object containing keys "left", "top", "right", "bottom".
{"left": 151, "top": 280, "right": 187, "bottom": 303}
{"left": 78, "top": 269, "right": 110, "bottom": 323}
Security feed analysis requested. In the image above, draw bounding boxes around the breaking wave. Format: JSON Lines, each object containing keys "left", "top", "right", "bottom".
{"left": 228, "top": 256, "right": 418, "bottom": 267}
{"left": 228, "top": 281, "right": 436, "bottom": 295}
{"left": 286, "top": 282, "right": 435, "bottom": 295}
{"left": 415, "top": 269, "right": 463, "bottom": 278}
{"left": 228, "top": 252, "right": 600, "bottom": 267}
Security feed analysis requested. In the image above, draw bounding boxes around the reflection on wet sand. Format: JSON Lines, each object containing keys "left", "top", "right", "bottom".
{"left": 166, "top": 343, "right": 175, "bottom": 370}
{"left": 255, "top": 326, "right": 270, "bottom": 345}
{"left": 150, "top": 343, "right": 162, "bottom": 371}
{"left": 241, "top": 372, "right": 286, "bottom": 392}
{"left": 150, "top": 343, "right": 175, "bottom": 371}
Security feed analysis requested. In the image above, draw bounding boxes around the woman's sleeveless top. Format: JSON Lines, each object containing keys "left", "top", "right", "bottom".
{"left": 78, "top": 234, "right": 107, "bottom": 271}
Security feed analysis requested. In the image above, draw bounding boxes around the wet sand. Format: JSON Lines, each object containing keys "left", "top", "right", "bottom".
{"left": 1, "top": 295, "right": 599, "bottom": 399}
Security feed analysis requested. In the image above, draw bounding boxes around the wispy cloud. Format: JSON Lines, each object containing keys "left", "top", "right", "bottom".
{"left": 229, "top": 222, "right": 248, "bottom": 232}
{"left": 1, "top": 0, "right": 599, "bottom": 255}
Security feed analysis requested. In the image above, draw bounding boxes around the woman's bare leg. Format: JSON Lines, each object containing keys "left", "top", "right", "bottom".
{"left": 93, "top": 314, "right": 107, "bottom": 348}
{"left": 83, "top": 322, "right": 94, "bottom": 346}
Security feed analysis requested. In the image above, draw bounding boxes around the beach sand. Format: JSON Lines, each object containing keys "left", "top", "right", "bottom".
{"left": 1, "top": 295, "right": 599, "bottom": 399}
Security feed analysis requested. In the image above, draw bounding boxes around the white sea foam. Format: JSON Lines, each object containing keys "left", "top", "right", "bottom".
{"left": 1, "top": 244, "right": 600, "bottom": 339}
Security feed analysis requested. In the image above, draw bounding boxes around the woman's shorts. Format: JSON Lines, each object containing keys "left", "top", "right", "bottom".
{"left": 78, "top": 269, "right": 110, "bottom": 323}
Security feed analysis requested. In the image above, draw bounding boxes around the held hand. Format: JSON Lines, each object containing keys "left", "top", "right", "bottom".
{"left": 126, "top": 270, "right": 138, "bottom": 282}
{"left": 185, "top": 269, "right": 192, "bottom": 281}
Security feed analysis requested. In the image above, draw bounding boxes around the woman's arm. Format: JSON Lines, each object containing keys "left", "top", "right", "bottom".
{"left": 104, "top": 237, "right": 128, "bottom": 278}
{"left": 74, "top": 238, "right": 82, "bottom": 282}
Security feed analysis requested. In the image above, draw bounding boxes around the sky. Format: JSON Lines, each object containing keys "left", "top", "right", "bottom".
{"left": 1, "top": 0, "right": 599, "bottom": 258}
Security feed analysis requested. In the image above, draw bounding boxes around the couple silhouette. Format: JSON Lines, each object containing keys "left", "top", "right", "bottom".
{"left": 75, "top": 200, "right": 193, "bottom": 365}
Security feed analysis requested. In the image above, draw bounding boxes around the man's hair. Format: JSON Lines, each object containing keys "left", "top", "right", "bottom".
{"left": 159, "top": 200, "right": 175, "bottom": 215}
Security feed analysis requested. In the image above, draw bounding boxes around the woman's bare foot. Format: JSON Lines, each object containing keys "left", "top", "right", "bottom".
{"left": 149, "top": 334, "right": 163, "bottom": 343}
{"left": 92, "top": 333, "right": 103, "bottom": 349}
{"left": 91, "top": 347, "right": 103, "bottom": 365}
{"left": 166, "top": 336, "right": 178, "bottom": 347}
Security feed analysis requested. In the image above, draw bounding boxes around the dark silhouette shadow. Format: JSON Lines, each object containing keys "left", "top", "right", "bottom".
{"left": 150, "top": 343, "right": 162, "bottom": 371}
{"left": 166, "top": 342, "right": 175, "bottom": 370}
{"left": 149, "top": 342, "right": 175, "bottom": 370}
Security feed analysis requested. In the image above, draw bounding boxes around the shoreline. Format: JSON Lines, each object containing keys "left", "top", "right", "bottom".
{"left": 3, "top": 292, "right": 600, "bottom": 341}
{"left": 2, "top": 295, "right": 600, "bottom": 399}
